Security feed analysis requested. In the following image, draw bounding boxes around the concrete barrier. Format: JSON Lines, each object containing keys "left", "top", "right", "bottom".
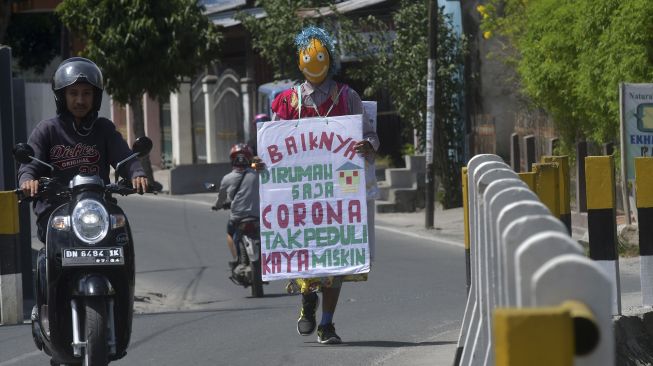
{"left": 455, "top": 154, "right": 615, "bottom": 366}
{"left": 0, "top": 191, "right": 22, "bottom": 325}
{"left": 454, "top": 154, "right": 503, "bottom": 366}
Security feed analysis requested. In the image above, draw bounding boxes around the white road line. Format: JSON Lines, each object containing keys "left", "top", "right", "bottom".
{"left": 376, "top": 224, "right": 465, "bottom": 248}
{"left": 0, "top": 350, "right": 42, "bottom": 365}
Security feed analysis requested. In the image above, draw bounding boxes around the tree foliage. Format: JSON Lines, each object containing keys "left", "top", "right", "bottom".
{"left": 342, "top": 0, "right": 467, "bottom": 208}
{"left": 57, "top": 0, "right": 222, "bottom": 104}
{"left": 57, "top": 0, "right": 222, "bottom": 178}
{"left": 481, "top": 0, "right": 653, "bottom": 151}
{"left": 5, "top": 12, "right": 60, "bottom": 73}
{"left": 236, "top": 0, "right": 332, "bottom": 80}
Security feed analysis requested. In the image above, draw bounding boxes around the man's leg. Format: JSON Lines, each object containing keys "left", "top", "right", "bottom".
{"left": 226, "top": 234, "right": 237, "bottom": 259}
{"left": 226, "top": 220, "right": 237, "bottom": 260}
{"left": 297, "top": 290, "right": 319, "bottom": 336}
{"left": 317, "top": 279, "right": 343, "bottom": 344}
{"left": 321, "top": 287, "right": 341, "bottom": 316}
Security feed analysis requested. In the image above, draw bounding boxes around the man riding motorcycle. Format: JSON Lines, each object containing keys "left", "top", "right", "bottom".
{"left": 211, "top": 143, "right": 262, "bottom": 279}
{"left": 17, "top": 56, "right": 149, "bottom": 365}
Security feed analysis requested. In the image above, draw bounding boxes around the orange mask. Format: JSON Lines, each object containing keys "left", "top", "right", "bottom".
{"left": 298, "top": 39, "right": 330, "bottom": 85}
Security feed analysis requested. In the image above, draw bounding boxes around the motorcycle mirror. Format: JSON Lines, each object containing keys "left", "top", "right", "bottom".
{"left": 132, "top": 137, "right": 153, "bottom": 158}
{"left": 204, "top": 182, "right": 216, "bottom": 192}
{"left": 13, "top": 143, "right": 35, "bottom": 164}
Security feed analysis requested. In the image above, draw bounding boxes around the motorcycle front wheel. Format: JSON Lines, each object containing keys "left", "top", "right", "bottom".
{"left": 84, "top": 298, "right": 108, "bottom": 366}
{"left": 250, "top": 260, "right": 264, "bottom": 298}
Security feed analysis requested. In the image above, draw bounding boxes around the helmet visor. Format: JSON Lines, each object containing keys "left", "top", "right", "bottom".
{"left": 53, "top": 59, "right": 103, "bottom": 91}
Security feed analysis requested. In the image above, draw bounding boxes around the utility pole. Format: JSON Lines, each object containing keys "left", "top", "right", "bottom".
{"left": 425, "top": 0, "right": 438, "bottom": 228}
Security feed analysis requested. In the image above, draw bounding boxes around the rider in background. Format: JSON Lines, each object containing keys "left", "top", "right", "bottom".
{"left": 212, "top": 143, "right": 261, "bottom": 269}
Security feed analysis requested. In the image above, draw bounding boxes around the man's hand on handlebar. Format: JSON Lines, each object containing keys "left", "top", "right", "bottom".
{"left": 21, "top": 179, "right": 39, "bottom": 197}
{"left": 132, "top": 176, "right": 148, "bottom": 194}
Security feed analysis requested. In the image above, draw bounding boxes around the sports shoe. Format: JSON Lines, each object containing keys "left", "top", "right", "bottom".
{"left": 297, "top": 292, "right": 318, "bottom": 335}
{"left": 317, "top": 323, "right": 342, "bottom": 344}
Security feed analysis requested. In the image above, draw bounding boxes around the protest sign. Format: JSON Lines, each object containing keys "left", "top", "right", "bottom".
{"left": 257, "top": 115, "right": 370, "bottom": 281}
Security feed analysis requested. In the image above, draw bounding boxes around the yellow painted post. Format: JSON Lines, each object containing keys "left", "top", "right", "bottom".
{"left": 518, "top": 172, "right": 536, "bottom": 192}
{"left": 533, "top": 162, "right": 560, "bottom": 217}
{"left": 494, "top": 307, "right": 574, "bottom": 366}
{"left": 560, "top": 300, "right": 600, "bottom": 356}
{"left": 634, "top": 158, "right": 653, "bottom": 305}
{"left": 542, "top": 156, "right": 571, "bottom": 233}
{"left": 462, "top": 167, "right": 470, "bottom": 294}
{"left": 585, "top": 155, "right": 620, "bottom": 314}
{"left": 0, "top": 191, "right": 22, "bottom": 325}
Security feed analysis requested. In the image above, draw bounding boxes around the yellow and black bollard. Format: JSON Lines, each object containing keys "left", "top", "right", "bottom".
{"left": 542, "top": 156, "right": 571, "bottom": 234}
{"left": 585, "top": 155, "right": 621, "bottom": 314}
{"left": 518, "top": 171, "right": 536, "bottom": 192}
{"left": 533, "top": 162, "right": 560, "bottom": 217}
{"left": 494, "top": 300, "right": 599, "bottom": 366}
{"left": 635, "top": 157, "right": 653, "bottom": 305}
{"left": 0, "top": 191, "right": 23, "bottom": 324}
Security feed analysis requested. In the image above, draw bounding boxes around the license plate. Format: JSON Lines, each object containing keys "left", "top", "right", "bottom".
{"left": 62, "top": 248, "right": 124, "bottom": 266}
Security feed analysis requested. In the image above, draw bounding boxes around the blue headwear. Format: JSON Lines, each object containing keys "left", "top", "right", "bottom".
{"left": 295, "top": 26, "right": 339, "bottom": 77}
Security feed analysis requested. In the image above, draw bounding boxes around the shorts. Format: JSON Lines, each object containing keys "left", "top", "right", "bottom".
{"left": 227, "top": 219, "right": 237, "bottom": 237}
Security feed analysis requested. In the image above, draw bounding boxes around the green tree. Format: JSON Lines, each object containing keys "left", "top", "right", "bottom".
{"left": 237, "top": 0, "right": 333, "bottom": 80}
{"left": 0, "top": 0, "right": 12, "bottom": 45}
{"left": 5, "top": 12, "right": 60, "bottom": 73}
{"left": 481, "top": 0, "right": 653, "bottom": 152}
{"left": 1, "top": 1, "right": 60, "bottom": 72}
{"left": 57, "top": 0, "right": 222, "bottom": 181}
{"left": 342, "top": 0, "right": 467, "bottom": 208}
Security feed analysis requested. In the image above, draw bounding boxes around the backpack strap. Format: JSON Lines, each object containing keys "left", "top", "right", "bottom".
{"left": 229, "top": 170, "right": 248, "bottom": 202}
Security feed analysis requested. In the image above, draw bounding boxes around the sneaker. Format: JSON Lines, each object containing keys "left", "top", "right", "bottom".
{"left": 297, "top": 292, "right": 318, "bottom": 335}
{"left": 317, "top": 323, "right": 342, "bottom": 344}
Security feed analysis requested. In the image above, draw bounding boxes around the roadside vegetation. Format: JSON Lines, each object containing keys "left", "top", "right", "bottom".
{"left": 479, "top": 0, "right": 653, "bottom": 153}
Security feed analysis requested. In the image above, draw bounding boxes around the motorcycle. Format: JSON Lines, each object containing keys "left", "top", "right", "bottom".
{"left": 206, "top": 183, "right": 264, "bottom": 298}
{"left": 13, "top": 137, "right": 156, "bottom": 366}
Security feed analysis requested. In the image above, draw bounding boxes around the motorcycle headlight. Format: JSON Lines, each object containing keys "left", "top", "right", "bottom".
{"left": 71, "top": 199, "right": 109, "bottom": 244}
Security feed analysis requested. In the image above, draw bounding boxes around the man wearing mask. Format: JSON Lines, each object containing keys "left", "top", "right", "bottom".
{"left": 271, "top": 26, "right": 380, "bottom": 344}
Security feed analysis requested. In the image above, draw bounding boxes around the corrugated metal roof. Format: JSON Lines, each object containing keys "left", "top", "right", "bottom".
{"left": 205, "top": 0, "right": 390, "bottom": 28}
{"left": 297, "top": 0, "right": 389, "bottom": 18}
{"left": 202, "top": 0, "right": 246, "bottom": 15}
{"left": 208, "top": 7, "right": 266, "bottom": 28}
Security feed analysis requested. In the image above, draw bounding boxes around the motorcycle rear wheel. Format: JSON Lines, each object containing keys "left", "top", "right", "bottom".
{"left": 250, "top": 260, "right": 264, "bottom": 298}
{"left": 84, "top": 298, "right": 108, "bottom": 366}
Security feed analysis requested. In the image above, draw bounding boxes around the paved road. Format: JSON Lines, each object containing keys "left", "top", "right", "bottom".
{"left": 0, "top": 194, "right": 466, "bottom": 365}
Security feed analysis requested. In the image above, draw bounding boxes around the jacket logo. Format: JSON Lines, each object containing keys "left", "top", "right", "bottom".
{"left": 50, "top": 143, "right": 100, "bottom": 170}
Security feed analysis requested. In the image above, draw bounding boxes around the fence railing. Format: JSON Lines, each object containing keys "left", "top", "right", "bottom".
{"left": 454, "top": 154, "right": 615, "bottom": 366}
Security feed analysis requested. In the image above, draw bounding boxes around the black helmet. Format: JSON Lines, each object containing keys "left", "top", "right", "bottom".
{"left": 52, "top": 57, "right": 104, "bottom": 115}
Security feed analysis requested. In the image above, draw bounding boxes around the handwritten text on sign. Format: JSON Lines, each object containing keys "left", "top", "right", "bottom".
{"left": 257, "top": 115, "right": 369, "bottom": 281}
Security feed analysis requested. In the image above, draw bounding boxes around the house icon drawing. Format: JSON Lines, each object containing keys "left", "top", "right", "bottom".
{"left": 336, "top": 161, "right": 363, "bottom": 193}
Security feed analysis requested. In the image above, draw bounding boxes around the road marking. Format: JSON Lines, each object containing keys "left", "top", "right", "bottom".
{"left": 376, "top": 224, "right": 464, "bottom": 248}
{"left": 0, "top": 350, "right": 42, "bottom": 365}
